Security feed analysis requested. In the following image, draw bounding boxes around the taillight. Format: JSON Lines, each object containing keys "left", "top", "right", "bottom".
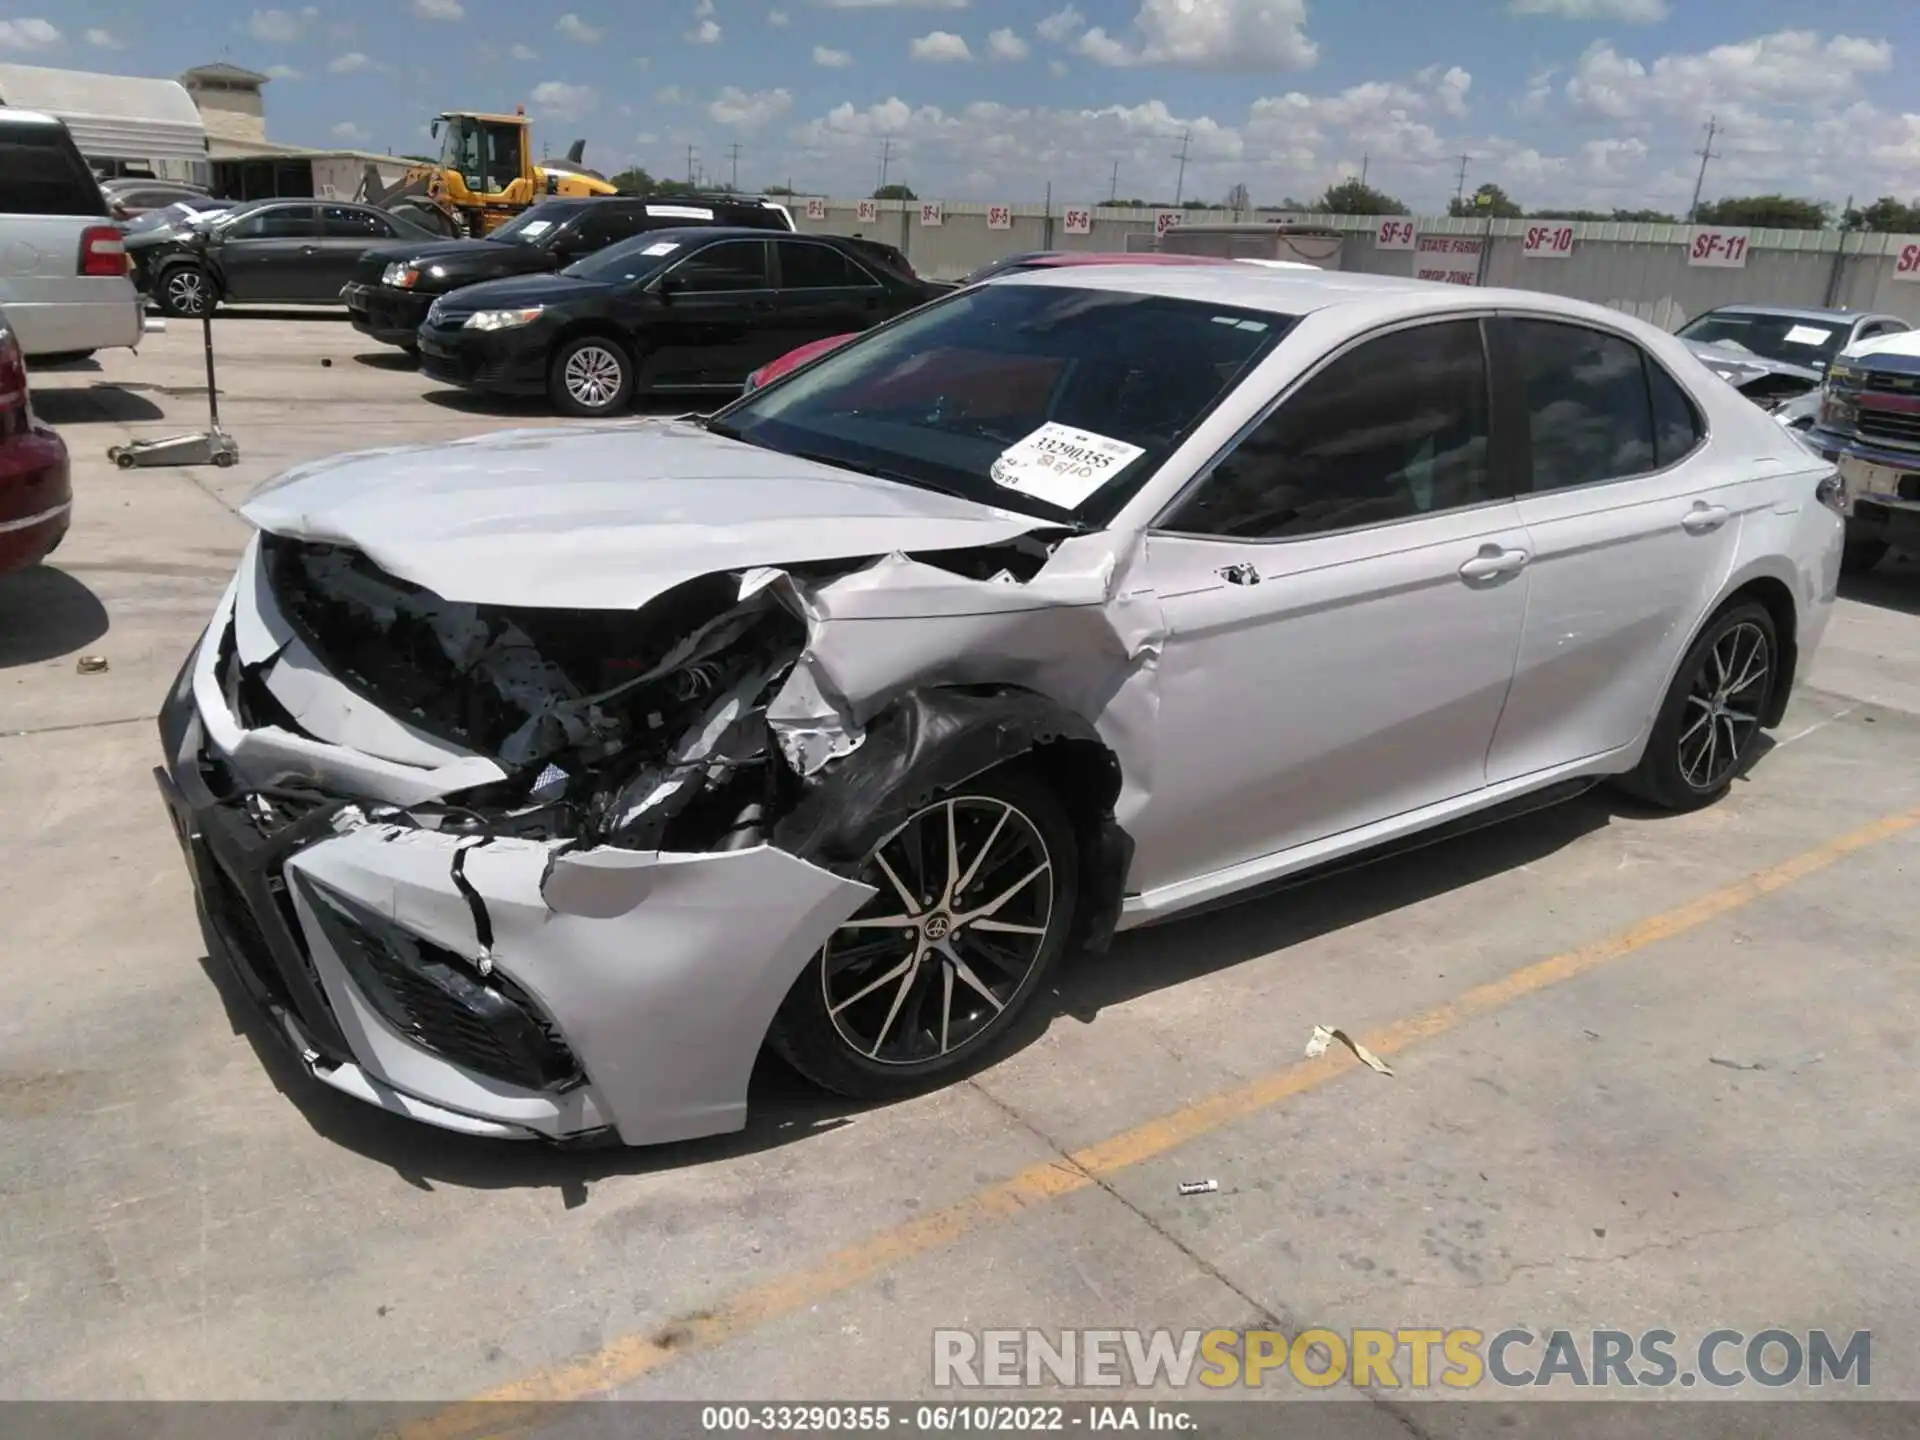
{"left": 79, "top": 224, "right": 129, "bottom": 277}
{"left": 0, "top": 325, "right": 28, "bottom": 427}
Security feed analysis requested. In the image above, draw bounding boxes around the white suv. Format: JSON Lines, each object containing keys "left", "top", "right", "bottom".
{"left": 0, "top": 111, "right": 143, "bottom": 363}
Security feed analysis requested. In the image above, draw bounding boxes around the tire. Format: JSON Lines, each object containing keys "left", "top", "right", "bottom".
{"left": 1619, "top": 600, "right": 1779, "bottom": 812}
{"left": 157, "top": 265, "right": 215, "bottom": 319}
{"left": 769, "top": 765, "right": 1080, "bottom": 1101}
{"left": 547, "top": 335, "right": 633, "bottom": 417}
{"left": 1841, "top": 535, "right": 1888, "bottom": 576}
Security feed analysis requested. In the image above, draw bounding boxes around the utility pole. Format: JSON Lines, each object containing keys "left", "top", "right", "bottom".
{"left": 685, "top": 144, "right": 697, "bottom": 187}
{"left": 1172, "top": 129, "right": 1191, "bottom": 207}
{"left": 1686, "top": 116, "right": 1719, "bottom": 225}
{"left": 726, "top": 142, "right": 742, "bottom": 191}
{"left": 1452, "top": 154, "right": 1470, "bottom": 208}
{"left": 876, "top": 137, "right": 893, "bottom": 193}
{"left": 1360, "top": 152, "right": 1369, "bottom": 188}
{"left": 1108, "top": 159, "right": 1119, "bottom": 203}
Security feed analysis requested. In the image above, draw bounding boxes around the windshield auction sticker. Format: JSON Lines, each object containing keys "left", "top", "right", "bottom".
{"left": 990, "top": 423, "right": 1146, "bottom": 510}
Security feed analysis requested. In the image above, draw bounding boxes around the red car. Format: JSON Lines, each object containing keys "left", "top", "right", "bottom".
{"left": 740, "top": 249, "right": 1241, "bottom": 393}
{"left": 0, "top": 319, "right": 72, "bottom": 574}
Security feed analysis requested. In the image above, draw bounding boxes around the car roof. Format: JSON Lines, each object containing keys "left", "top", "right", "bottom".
{"left": 1030, "top": 251, "right": 1239, "bottom": 268}
{"left": 1703, "top": 304, "right": 1891, "bottom": 325}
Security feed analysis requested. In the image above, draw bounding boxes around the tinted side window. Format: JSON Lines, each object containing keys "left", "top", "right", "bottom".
{"left": 0, "top": 125, "right": 109, "bottom": 217}
{"left": 669, "top": 239, "right": 769, "bottom": 292}
{"left": 777, "top": 241, "right": 870, "bottom": 289}
{"left": 229, "top": 205, "right": 319, "bottom": 240}
{"left": 567, "top": 208, "right": 652, "bottom": 252}
{"left": 321, "top": 205, "right": 394, "bottom": 238}
{"left": 1509, "top": 318, "right": 1656, "bottom": 490}
{"left": 1648, "top": 359, "right": 1704, "bottom": 468}
{"left": 1164, "top": 320, "right": 1492, "bottom": 540}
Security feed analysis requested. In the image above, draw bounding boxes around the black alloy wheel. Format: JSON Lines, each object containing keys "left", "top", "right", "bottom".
{"left": 158, "top": 265, "right": 214, "bottom": 319}
{"left": 770, "top": 766, "right": 1078, "bottom": 1099}
{"left": 1620, "top": 600, "right": 1778, "bottom": 811}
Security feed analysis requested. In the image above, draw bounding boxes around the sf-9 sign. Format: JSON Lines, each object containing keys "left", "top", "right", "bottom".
{"left": 1522, "top": 223, "right": 1576, "bottom": 258}
{"left": 1894, "top": 242, "right": 1920, "bottom": 282}
{"left": 1375, "top": 218, "right": 1416, "bottom": 250}
{"left": 1688, "top": 228, "right": 1750, "bottom": 268}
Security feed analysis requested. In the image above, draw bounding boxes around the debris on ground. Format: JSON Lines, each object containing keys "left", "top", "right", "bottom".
{"left": 1178, "top": 1179, "right": 1219, "bottom": 1196}
{"left": 1306, "top": 1024, "right": 1395, "bottom": 1076}
{"left": 1709, "top": 1056, "right": 1769, "bottom": 1072}
{"left": 75, "top": 655, "right": 109, "bottom": 675}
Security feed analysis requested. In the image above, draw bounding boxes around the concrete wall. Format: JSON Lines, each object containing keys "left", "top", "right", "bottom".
{"left": 789, "top": 200, "right": 1920, "bottom": 328}
{"left": 189, "top": 88, "right": 267, "bottom": 145}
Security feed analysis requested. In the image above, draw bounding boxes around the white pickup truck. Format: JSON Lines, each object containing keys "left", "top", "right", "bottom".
{"left": 0, "top": 110, "right": 143, "bottom": 363}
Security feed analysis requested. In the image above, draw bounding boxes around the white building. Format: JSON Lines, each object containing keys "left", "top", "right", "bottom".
{"left": 0, "top": 60, "right": 208, "bottom": 183}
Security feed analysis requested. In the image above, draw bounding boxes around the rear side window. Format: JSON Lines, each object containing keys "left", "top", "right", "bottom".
{"left": 669, "top": 239, "right": 769, "bottom": 292}
{"left": 1507, "top": 318, "right": 1656, "bottom": 491}
{"left": 720, "top": 205, "right": 792, "bottom": 232}
{"left": 1648, "top": 359, "right": 1704, "bottom": 468}
{"left": 777, "top": 240, "right": 872, "bottom": 289}
{"left": 566, "top": 207, "right": 653, "bottom": 252}
{"left": 227, "top": 205, "right": 320, "bottom": 240}
{"left": 321, "top": 205, "right": 396, "bottom": 238}
{"left": 0, "top": 123, "right": 109, "bottom": 218}
{"left": 1164, "top": 319, "right": 1492, "bottom": 540}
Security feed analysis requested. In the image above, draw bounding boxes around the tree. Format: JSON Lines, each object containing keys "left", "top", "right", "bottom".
{"left": 872, "top": 182, "right": 917, "bottom": 201}
{"left": 1843, "top": 196, "right": 1920, "bottom": 232}
{"left": 609, "top": 166, "right": 655, "bottom": 195}
{"left": 1610, "top": 207, "right": 1679, "bottom": 223}
{"left": 762, "top": 183, "right": 797, "bottom": 195}
{"left": 1528, "top": 208, "right": 1609, "bottom": 222}
{"left": 1449, "top": 183, "right": 1521, "bottom": 219}
{"left": 1694, "top": 194, "right": 1830, "bottom": 229}
{"left": 1315, "top": 178, "right": 1409, "bottom": 215}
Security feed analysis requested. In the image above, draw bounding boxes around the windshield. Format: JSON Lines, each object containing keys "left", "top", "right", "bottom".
{"left": 561, "top": 232, "right": 689, "bottom": 284}
{"left": 709, "top": 281, "right": 1292, "bottom": 526}
{"left": 1677, "top": 312, "right": 1846, "bottom": 371}
{"left": 488, "top": 205, "right": 568, "bottom": 247}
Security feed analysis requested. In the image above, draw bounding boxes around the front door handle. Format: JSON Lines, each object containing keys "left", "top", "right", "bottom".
{"left": 1458, "top": 547, "right": 1529, "bottom": 582}
{"left": 1681, "top": 503, "right": 1731, "bottom": 534}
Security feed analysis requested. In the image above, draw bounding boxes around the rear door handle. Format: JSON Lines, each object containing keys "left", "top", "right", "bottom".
{"left": 1682, "top": 503, "right": 1731, "bottom": 534}
{"left": 1458, "top": 547, "right": 1529, "bottom": 581}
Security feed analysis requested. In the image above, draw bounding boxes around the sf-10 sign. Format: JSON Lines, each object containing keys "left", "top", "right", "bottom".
{"left": 1063, "top": 207, "right": 1093, "bottom": 236}
{"left": 1375, "top": 219, "right": 1416, "bottom": 251}
{"left": 1895, "top": 242, "right": 1920, "bottom": 282}
{"left": 987, "top": 204, "right": 1013, "bottom": 230}
{"left": 1522, "top": 223, "right": 1576, "bottom": 258}
{"left": 856, "top": 199, "right": 878, "bottom": 224}
{"left": 920, "top": 202, "right": 943, "bottom": 227}
{"left": 804, "top": 198, "right": 826, "bottom": 221}
{"left": 1688, "top": 228, "right": 1750, "bottom": 268}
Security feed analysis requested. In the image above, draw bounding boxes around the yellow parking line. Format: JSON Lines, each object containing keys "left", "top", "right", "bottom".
{"left": 404, "top": 804, "right": 1920, "bottom": 1440}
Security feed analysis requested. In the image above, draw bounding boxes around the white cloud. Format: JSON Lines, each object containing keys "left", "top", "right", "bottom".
{"left": 987, "top": 27, "right": 1028, "bottom": 60}
{"left": 769, "top": 7, "right": 789, "bottom": 22}
{"left": 265, "top": 63, "right": 302, "bottom": 79}
{"left": 655, "top": 84, "right": 688, "bottom": 103}
{"left": 556, "top": 12, "right": 602, "bottom": 41}
{"left": 695, "top": 0, "right": 715, "bottom": 11}
{"left": 411, "top": 0, "right": 464, "bottom": 17}
{"left": 84, "top": 26, "right": 122, "bottom": 48}
{"left": 529, "top": 80, "right": 599, "bottom": 121}
{"left": 1076, "top": 0, "right": 1317, "bottom": 71}
{"left": 0, "top": 16, "right": 60, "bottom": 49}
{"left": 327, "top": 51, "right": 370, "bottom": 72}
{"left": 1036, "top": 5, "right": 1083, "bottom": 41}
{"left": 245, "top": 8, "right": 309, "bottom": 41}
{"left": 1566, "top": 30, "right": 1892, "bottom": 122}
{"left": 331, "top": 120, "right": 370, "bottom": 143}
{"left": 688, "top": 17, "right": 721, "bottom": 41}
{"left": 1508, "top": 0, "right": 1668, "bottom": 21}
{"left": 708, "top": 85, "right": 793, "bottom": 129}
{"left": 814, "top": 44, "right": 853, "bottom": 66}
{"left": 910, "top": 29, "right": 971, "bottom": 61}
{"left": 819, "top": 0, "right": 965, "bottom": 7}
{"left": 510, "top": 41, "right": 538, "bottom": 59}
{"left": 1048, "top": 57, "right": 1068, "bottom": 76}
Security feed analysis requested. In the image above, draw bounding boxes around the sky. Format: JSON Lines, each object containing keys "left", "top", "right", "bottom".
{"left": 5, "top": 0, "right": 1920, "bottom": 214}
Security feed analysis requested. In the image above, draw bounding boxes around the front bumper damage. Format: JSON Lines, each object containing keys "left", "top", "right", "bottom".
{"left": 160, "top": 520, "right": 1147, "bottom": 1146}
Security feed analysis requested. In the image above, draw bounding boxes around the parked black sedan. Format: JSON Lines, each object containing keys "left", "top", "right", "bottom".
{"left": 416, "top": 227, "right": 940, "bottom": 416}
{"left": 344, "top": 194, "right": 797, "bottom": 353}
{"left": 127, "top": 199, "right": 439, "bottom": 318}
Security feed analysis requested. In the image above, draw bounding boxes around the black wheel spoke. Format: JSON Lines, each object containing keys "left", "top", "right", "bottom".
{"left": 1679, "top": 621, "right": 1770, "bottom": 791}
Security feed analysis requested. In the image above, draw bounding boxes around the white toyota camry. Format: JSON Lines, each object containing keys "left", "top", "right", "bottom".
{"left": 156, "top": 265, "right": 1844, "bottom": 1147}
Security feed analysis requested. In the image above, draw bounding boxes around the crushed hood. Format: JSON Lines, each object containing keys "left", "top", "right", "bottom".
{"left": 241, "top": 419, "right": 1049, "bottom": 609}
{"left": 1683, "top": 339, "right": 1823, "bottom": 386}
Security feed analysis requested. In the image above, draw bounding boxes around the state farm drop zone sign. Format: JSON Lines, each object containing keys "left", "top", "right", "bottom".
{"left": 1415, "top": 234, "right": 1483, "bottom": 286}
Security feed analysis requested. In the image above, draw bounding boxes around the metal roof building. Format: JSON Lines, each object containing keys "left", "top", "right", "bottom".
{"left": 0, "top": 61, "right": 208, "bottom": 180}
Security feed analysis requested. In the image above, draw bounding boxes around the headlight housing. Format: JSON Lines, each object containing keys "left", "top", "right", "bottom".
{"left": 463, "top": 307, "right": 545, "bottom": 331}
{"left": 1819, "top": 392, "right": 1858, "bottom": 430}
{"left": 381, "top": 262, "right": 420, "bottom": 289}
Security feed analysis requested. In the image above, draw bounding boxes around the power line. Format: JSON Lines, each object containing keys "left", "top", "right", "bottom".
{"left": 1686, "top": 116, "right": 1720, "bottom": 225}
{"left": 1172, "top": 129, "right": 1191, "bottom": 207}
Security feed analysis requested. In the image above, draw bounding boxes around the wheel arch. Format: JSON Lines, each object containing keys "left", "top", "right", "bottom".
{"left": 551, "top": 319, "right": 634, "bottom": 360}
{"left": 156, "top": 253, "right": 223, "bottom": 299}
{"left": 1716, "top": 569, "right": 1800, "bottom": 729}
{"left": 770, "top": 685, "right": 1135, "bottom": 956}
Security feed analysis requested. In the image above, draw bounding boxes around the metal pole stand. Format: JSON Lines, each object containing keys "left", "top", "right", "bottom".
{"left": 105, "top": 236, "right": 241, "bottom": 470}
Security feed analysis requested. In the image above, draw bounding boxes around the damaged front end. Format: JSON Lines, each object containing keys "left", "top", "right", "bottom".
{"left": 159, "top": 521, "right": 1142, "bottom": 1147}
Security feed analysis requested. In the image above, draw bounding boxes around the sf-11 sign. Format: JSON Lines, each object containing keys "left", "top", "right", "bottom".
{"left": 987, "top": 204, "right": 1013, "bottom": 230}
{"left": 1063, "top": 207, "right": 1093, "bottom": 236}
{"left": 1523, "top": 223, "right": 1576, "bottom": 258}
{"left": 855, "top": 199, "right": 878, "bottom": 224}
{"left": 804, "top": 198, "right": 826, "bottom": 221}
{"left": 1375, "top": 219, "right": 1417, "bottom": 251}
{"left": 1688, "top": 228, "right": 1750, "bottom": 268}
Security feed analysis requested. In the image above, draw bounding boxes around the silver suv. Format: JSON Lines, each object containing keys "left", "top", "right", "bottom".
{"left": 0, "top": 111, "right": 143, "bottom": 363}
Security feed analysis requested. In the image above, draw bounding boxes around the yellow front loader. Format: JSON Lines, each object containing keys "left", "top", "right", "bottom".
{"left": 361, "top": 108, "right": 615, "bottom": 237}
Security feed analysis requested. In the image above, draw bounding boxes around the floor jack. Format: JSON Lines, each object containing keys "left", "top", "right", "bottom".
{"left": 107, "top": 247, "right": 240, "bottom": 470}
